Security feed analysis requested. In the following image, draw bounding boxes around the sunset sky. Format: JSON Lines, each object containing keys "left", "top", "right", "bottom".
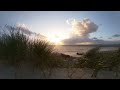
{"left": 0, "top": 11, "right": 120, "bottom": 45}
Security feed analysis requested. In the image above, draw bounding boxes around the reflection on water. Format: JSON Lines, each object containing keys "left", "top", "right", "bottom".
{"left": 53, "top": 45, "right": 119, "bottom": 57}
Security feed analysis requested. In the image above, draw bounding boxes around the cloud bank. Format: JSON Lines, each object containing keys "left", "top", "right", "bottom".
{"left": 16, "top": 23, "right": 36, "bottom": 35}
{"left": 16, "top": 24, "right": 47, "bottom": 40}
{"left": 62, "top": 18, "right": 120, "bottom": 45}
{"left": 2, "top": 24, "right": 47, "bottom": 41}
{"left": 112, "top": 34, "right": 120, "bottom": 37}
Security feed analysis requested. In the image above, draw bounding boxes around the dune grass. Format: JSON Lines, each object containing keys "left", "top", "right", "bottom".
{"left": 0, "top": 25, "right": 63, "bottom": 78}
{"left": 77, "top": 47, "right": 120, "bottom": 78}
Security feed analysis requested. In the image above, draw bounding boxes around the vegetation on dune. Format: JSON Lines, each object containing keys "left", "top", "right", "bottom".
{"left": 27, "top": 40, "right": 64, "bottom": 78}
{"left": 0, "top": 27, "right": 28, "bottom": 67}
{"left": 77, "top": 47, "right": 120, "bottom": 78}
{"left": 0, "top": 25, "right": 63, "bottom": 78}
{"left": 76, "top": 47, "right": 101, "bottom": 77}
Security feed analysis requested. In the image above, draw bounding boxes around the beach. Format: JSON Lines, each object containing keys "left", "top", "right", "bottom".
{"left": 0, "top": 65, "right": 119, "bottom": 79}
{"left": 0, "top": 51, "right": 119, "bottom": 79}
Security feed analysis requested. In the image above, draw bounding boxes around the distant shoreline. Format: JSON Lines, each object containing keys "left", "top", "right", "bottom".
{"left": 50, "top": 44, "right": 120, "bottom": 47}
{"left": 53, "top": 46, "right": 119, "bottom": 58}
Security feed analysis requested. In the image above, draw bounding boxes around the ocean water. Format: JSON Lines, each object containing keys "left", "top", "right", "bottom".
{"left": 53, "top": 45, "right": 119, "bottom": 57}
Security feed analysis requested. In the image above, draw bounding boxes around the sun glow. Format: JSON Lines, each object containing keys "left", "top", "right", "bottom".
{"left": 46, "top": 32, "right": 68, "bottom": 45}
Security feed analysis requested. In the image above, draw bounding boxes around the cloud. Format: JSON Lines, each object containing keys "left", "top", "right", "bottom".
{"left": 68, "top": 18, "right": 98, "bottom": 37}
{"left": 16, "top": 23, "right": 47, "bottom": 40}
{"left": 62, "top": 18, "right": 99, "bottom": 45}
{"left": 62, "top": 36, "right": 93, "bottom": 45}
{"left": 98, "top": 40, "right": 120, "bottom": 45}
{"left": 112, "top": 34, "right": 120, "bottom": 37}
{"left": 66, "top": 18, "right": 76, "bottom": 25}
{"left": 108, "top": 37, "right": 112, "bottom": 39}
{"left": 92, "top": 37, "right": 98, "bottom": 40}
{"left": 63, "top": 18, "right": 120, "bottom": 45}
{"left": 3, "top": 24, "right": 47, "bottom": 41}
{"left": 16, "top": 23, "right": 35, "bottom": 35}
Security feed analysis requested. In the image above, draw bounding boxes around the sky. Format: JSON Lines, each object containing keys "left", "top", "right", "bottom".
{"left": 0, "top": 11, "right": 120, "bottom": 45}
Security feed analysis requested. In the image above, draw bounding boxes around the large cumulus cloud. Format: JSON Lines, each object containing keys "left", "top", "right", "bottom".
{"left": 71, "top": 18, "right": 98, "bottom": 37}
{"left": 62, "top": 18, "right": 99, "bottom": 45}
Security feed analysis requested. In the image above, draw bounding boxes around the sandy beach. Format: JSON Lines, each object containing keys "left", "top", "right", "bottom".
{"left": 0, "top": 52, "right": 119, "bottom": 79}
{"left": 0, "top": 63, "right": 119, "bottom": 79}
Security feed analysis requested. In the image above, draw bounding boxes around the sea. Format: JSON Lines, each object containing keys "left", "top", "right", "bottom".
{"left": 53, "top": 45, "right": 119, "bottom": 57}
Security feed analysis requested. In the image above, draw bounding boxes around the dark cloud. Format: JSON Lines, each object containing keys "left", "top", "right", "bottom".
{"left": 92, "top": 39, "right": 120, "bottom": 45}
{"left": 62, "top": 36, "right": 93, "bottom": 45}
{"left": 108, "top": 37, "right": 112, "bottom": 39}
{"left": 62, "top": 35, "right": 120, "bottom": 45}
{"left": 112, "top": 34, "right": 120, "bottom": 37}
{"left": 92, "top": 37, "right": 98, "bottom": 40}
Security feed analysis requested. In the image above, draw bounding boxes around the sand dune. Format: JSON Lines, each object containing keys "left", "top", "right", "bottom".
{"left": 0, "top": 64, "right": 119, "bottom": 79}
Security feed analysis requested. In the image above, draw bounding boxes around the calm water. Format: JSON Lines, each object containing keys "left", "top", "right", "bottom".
{"left": 53, "top": 45, "right": 119, "bottom": 57}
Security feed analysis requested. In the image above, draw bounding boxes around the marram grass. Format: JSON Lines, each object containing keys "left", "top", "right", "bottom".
{"left": 0, "top": 25, "right": 63, "bottom": 78}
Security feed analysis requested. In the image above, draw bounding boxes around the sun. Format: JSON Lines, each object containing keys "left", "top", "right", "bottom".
{"left": 46, "top": 32, "right": 67, "bottom": 45}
